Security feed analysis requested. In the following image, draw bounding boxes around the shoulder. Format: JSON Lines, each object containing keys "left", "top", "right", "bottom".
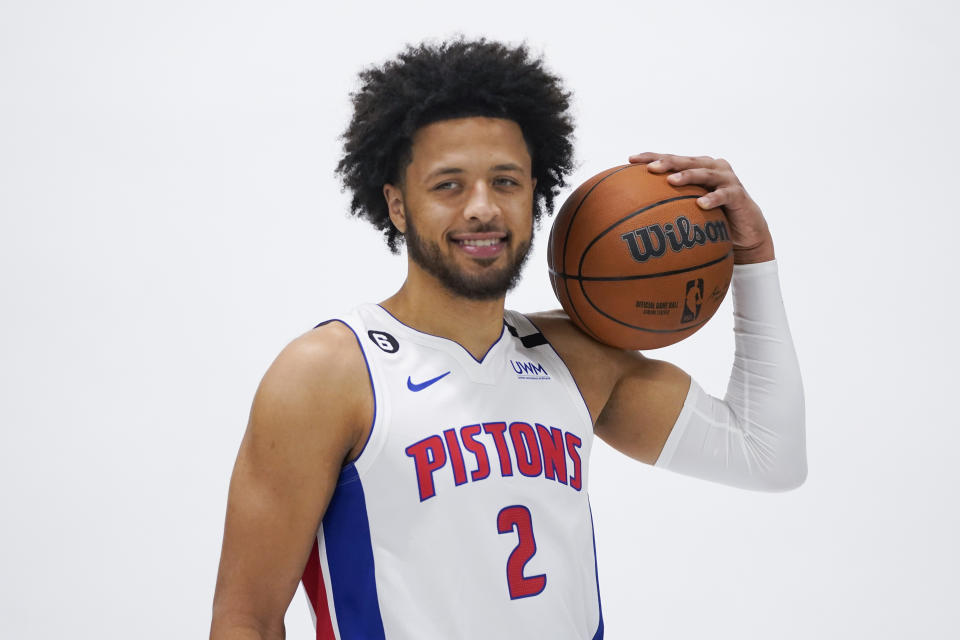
{"left": 525, "top": 309, "right": 605, "bottom": 354}
{"left": 250, "top": 320, "right": 372, "bottom": 464}
{"left": 525, "top": 309, "right": 686, "bottom": 423}
{"left": 525, "top": 308, "right": 640, "bottom": 371}
{"left": 526, "top": 308, "right": 682, "bottom": 376}
{"left": 260, "top": 321, "right": 368, "bottom": 401}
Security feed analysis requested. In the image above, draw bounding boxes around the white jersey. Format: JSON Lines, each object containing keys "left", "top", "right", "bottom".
{"left": 301, "top": 304, "right": 603, "bottom": 640}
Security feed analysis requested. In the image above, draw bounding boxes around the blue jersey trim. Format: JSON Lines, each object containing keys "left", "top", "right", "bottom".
{"left": 589, "top": 499, "right": 604, "bottom": 640}
{"left": 313, "top": 319, "right": 378, "bottom": 462}
{"left": 323, "top": 463, "right": 386, "bottom": 639}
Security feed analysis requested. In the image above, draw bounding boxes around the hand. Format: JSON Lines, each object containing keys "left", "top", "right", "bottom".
{"left": 628, "top": 152, "right": 774, "bottom": 264}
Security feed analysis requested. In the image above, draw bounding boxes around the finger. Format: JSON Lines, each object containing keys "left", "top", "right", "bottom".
{"left": 652, "top": 155, "right": 721, "bottom": 172}
{"left": 643, "top": 154, "right": 685, "bottom": 173}
{"left": 697, "top": 185, "right": 744, "bottom": 210}
{"left": 628, "top": 152, "right": 669, "bottom": 165}
{"left": 646, "top": 156, "right": 720, "bottom": 175}
{"left": 666, "top": 167, "right": 732, "bottom": 189}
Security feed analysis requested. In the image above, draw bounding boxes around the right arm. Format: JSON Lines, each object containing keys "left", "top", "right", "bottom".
{"left": 210, "top": 322, "right": 372, "bottom": 639}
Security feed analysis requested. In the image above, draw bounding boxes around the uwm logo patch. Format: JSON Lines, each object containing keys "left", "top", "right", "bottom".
{"left": 510, "top": 360, "right": 550, "bottom": 380}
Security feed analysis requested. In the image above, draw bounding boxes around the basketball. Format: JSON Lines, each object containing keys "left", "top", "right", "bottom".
{"left": 547, "top": 163, "right": 734, "bottom": 350}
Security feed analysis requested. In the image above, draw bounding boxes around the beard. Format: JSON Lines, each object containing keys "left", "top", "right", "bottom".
{"left": 404, "top": 211, "right": 533, "bottom": 301}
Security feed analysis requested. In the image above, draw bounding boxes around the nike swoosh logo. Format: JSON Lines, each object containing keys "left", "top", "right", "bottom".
{"left": 407, "top": 371, "right": 451, "bottom": 392}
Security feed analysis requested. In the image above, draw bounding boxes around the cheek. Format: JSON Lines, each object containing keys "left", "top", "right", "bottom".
{"left": 509, "top": 197, "right": 535, "bottom": 231}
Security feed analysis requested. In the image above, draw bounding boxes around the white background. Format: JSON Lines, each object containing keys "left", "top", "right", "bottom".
{"left": 2, "top": 0, "right": 958, "bottom": 638}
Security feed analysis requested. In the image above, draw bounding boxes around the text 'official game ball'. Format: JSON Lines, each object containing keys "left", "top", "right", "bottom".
{"left": 547, "top": 163, "right": 734, "bottom": 350}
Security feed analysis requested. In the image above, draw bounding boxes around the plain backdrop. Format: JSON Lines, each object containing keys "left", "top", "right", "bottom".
{"left": 2, "top": 0, "right": 958, "bottom": 638}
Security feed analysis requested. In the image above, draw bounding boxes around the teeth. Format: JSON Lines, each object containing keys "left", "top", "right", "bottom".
{"left": 460, "top": 239, "right": 500, "bottom": 247}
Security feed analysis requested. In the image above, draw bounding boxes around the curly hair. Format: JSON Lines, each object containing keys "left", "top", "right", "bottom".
{"left": 336, "top": 38, "right": 576, "bottom": 253}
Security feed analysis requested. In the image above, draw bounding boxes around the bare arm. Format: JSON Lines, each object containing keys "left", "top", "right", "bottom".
{"left": 210, "top": 322, "right": 372, "bottom": 639}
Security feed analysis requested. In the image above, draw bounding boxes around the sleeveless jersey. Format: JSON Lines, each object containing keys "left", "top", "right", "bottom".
{"left": 300, "top": 304, "right": 603, "bottom": 640}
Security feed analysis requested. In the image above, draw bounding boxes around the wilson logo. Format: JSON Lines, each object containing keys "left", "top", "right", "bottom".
{"left": 620, "top": 215, "right": 730, "bottom": 263}
{"left": 510, "top": 360, "right": 550, "bottom": 380}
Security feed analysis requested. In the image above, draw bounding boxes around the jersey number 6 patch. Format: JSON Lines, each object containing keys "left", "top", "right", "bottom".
{"left": 497, "top": 505, "right": 547, "bottom": 599}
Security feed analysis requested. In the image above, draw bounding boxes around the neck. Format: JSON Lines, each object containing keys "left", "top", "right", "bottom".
{"left": 380, "top": 265, "right": 506, "bottom": 361}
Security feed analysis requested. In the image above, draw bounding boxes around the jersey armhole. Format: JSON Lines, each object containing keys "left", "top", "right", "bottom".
{"left": 314, "top": 318, "right": 379, "bottom": 466}
{"left": 518, "top": 313, "right": 595, "bottom": 429}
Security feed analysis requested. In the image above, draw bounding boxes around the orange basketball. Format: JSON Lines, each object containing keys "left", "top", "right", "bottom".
{"left": 547, "top": 163, "right": 734, "bottom": 350}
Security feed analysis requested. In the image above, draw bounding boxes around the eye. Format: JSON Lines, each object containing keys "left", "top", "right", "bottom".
{"left": 433, "top": 181, "right": 459, "bottom": 191}
{"left": 494, "top": 177, "right": 520, "bottom": 188}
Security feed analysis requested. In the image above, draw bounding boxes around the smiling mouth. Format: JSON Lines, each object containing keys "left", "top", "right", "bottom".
{"left": 449, "top": 231, "right": 509, "bottom": 258}
{"left": 457, "top": 238, "right": 502, "bottom": 247}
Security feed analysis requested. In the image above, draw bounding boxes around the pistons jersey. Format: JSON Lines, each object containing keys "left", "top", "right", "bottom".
{"left": 300, "top": 304, "right": 603, "bottom": 640}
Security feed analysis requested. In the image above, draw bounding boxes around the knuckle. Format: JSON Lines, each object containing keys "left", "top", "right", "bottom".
{"left": 725, "top": 185, "right": 744, "bottom": 201}
{"left": 709, "top": 186, "right": 728, "bottom": 201}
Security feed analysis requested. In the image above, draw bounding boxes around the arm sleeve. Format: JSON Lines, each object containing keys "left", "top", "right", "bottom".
{"left": 654, "top": 260, "right": 807, "bottom": 491}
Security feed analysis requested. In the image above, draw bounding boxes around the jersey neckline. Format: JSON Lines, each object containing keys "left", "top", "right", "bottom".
{"left": 372, "top": 303, "right": 508, "bottom": 366}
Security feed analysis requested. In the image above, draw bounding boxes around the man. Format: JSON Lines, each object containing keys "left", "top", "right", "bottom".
{"left": 211, "top": 39, "right": 805, "bottom": 640}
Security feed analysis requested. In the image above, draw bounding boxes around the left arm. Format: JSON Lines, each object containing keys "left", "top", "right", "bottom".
{"left": 532, "top": 153, "right": 805, "bottom": 490}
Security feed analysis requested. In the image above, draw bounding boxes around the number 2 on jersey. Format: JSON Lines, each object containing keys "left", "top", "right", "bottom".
{"left": 497, "top": 505, "right": 547, "bottom": 599}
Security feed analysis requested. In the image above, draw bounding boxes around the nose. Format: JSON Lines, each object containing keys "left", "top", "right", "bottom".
{"left": 463, "top": 180, "right": 500, "bottom": 224}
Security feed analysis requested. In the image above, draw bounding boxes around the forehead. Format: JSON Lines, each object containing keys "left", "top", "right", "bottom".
{"left": 407, "top": 117, "right": 532, "bottom": 173}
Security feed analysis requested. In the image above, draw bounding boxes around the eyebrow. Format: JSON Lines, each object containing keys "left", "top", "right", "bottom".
{"left": 424, "top": 163, "right": 526, "bottom": 181}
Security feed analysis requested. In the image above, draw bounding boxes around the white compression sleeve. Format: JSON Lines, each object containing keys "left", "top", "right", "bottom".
{"left": 655, "top": 260, "right": 806, "bottom": 491}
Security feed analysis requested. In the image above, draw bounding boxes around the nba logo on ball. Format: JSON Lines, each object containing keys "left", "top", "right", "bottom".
{"left": 547, "top": 164, "right": 733, "bottom": 350}
{"left": 682, "top": 279, "right": 704, "bottom": 323}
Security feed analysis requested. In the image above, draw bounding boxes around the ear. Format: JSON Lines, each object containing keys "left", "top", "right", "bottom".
{"left": 383, "top": 183, "right": 406, "bottom": 234}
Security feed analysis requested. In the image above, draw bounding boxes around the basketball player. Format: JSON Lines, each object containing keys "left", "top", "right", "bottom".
{"left": 210, "top": 39, "right": 805, "bottom": 640}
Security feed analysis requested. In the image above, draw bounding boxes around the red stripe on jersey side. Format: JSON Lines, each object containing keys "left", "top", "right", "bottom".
{"left": 302, "top": 538, "right": 336, "bottom": 640}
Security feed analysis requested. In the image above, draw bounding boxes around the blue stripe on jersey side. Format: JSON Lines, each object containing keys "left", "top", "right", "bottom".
{"left": 589, "top": 500, "right": 604, "bottom": 640}
{"left": 322, "top": 463, "right": 386, "bottom": 640}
